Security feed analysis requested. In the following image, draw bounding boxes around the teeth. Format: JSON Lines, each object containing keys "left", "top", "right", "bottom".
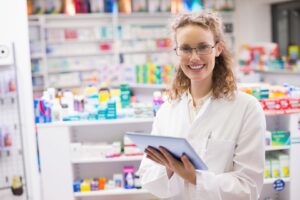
{"left": 189, "top": 65, "right": 205, "bottom": 69}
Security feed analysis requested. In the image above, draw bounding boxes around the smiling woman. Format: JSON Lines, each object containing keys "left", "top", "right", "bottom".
{"left": 138, "top": 11, "right": 266, "bottom": 200}
{"left": 170, "top": 12, "right": 236, "bottom": 101}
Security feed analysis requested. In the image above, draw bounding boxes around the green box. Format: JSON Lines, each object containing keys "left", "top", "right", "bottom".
{"left": 271, "top": 131, "right": 290, "bottom": 146}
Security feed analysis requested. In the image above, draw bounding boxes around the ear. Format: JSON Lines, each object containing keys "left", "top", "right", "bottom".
{"left": 215, "top": 41, "right": 224, "bottom": 57}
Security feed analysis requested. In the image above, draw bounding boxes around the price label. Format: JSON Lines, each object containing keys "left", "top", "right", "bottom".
{"left": 273, "top": 179, "right": 285, "bottom": 191}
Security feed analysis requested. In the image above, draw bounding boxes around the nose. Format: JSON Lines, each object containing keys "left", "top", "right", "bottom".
{"left": 190, "top": 49, "right": 200, "bottom": 61}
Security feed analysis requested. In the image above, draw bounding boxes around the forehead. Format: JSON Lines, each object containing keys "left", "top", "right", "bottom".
{"left": 176, "top": 24, "right": 215, "bottom": 46}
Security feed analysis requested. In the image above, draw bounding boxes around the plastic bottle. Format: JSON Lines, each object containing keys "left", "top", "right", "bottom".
{"left": 124, "top": 170, "right": 135, "bottom": 189}
{"left": 63, "top": 91, "right": 74, "bottom": 115}
{"left": 84, "top": 85, "right": 99, "bottom": 113}
{"left": 11, "top": 176, "right": 23, "bottom": 195}
{"left": 153, "top": 91, "right": 163, "bottom": 116}
{"left": 120, "top": 84, "right": 131, "bottom": 108}
{"left": 99, "top": 82, "right": 110, "bottom": 105}
{"left": 51, "top": 99, "right": 62, "bottom": 122}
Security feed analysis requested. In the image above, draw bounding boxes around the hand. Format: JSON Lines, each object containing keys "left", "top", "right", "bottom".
{"left": 145, "top": 146, "right": 196, "bottom": 185}
{"left": 145, "top": 146, "right": 174, "bottom": 178}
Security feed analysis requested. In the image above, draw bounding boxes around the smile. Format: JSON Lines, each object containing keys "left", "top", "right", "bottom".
{"left": 188, "top": 65, "right": 206, "bottom": 70}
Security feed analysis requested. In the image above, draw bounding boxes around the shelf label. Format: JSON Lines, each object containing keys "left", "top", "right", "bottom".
{"left": 291, "top": 136, "right": 300, "bottom": 144}
{"left": 273, "top": 179, "right": 285, "bottom": 191}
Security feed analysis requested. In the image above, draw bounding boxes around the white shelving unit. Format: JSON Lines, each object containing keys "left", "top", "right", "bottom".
{"left": 260, "top": 113, "right": 300, "bottom": 200}
{"left": 264, "top": 178, "right": 290, "bottom": 185}
{"left": 71, "top": 155, "right": 143, "bottom": 164}
{"left": 37, "top": 111, "right": 300, "bottom": 200}
{"left": 74, "top": 188, "right": 150, "bottom": 197}
{"left": 37, "top": 118, "right": 155, "bottom": 200}
{"left": 258, "top": 70, "right": 300, "bottom": 87}
{"left": 265, "top": 145, "right": 290, "bottom": 151}
{"left": 28, "top": 11, "right": 235, "bottom": 95}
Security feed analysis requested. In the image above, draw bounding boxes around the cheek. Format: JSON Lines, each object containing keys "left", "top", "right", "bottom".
{"left": 179, "top": 57, "right": 190, "bottom": 65}
{"left": 206, "top": 56, "right": 216, "bottom": 66}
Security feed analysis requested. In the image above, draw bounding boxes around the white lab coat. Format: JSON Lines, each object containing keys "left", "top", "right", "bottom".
{"left": 138, "top": 91, "right": 266, "bottom": 200}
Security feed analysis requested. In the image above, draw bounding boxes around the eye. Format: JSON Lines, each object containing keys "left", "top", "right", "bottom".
{"left": 179, "top": 47, "right": 192, "bottom": 52}
{"left": 197, "top": 44, "right": 210, "bottom": 51}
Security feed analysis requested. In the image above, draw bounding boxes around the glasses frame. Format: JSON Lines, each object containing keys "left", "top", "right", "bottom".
{"left": 174, "top": 42, "right": 218, "bottom": 57}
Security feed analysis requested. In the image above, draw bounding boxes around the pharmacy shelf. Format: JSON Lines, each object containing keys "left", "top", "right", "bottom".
{"left": 118, "top": 12, "right": 172, "bottom": 18}
{"left": 32, "top": 72, "right": 44, "bottom": 77}
{"left": 46, "top": 39, "right": 114, "bottom": 45}
{"left": 47, "top": 51, "right": 114, "bottom": 58}
{"left": 254, "top": 69, "right": 300, "bottom": 75}
{"left": 36, "top": 117, "right": 154, "bottom": 128}
{"left": 74, "top": 188, "right": 149, "bottom": 197}
{"left": 44, "top": 13, "right": 113, "bottom": 20}
{"left": 33, "top": 86, "right": 44, "bottom": 91}
{"left": 121, "top": 37, "right": 169, "bottom": 41}
{"left": 130, "top": 83, "right": 167, "bottom": 90}
{"left": 48, "top": 68, "right": 100, "bottom": 74}
{"left": 120, "top": 49, "right": 172, "bottom": 54}
{"left": 264, "top": 178, "right": 290, "bottom": 184}
{"left": 72, "top": 155, "right": 143, "bottom": 164}
{"left": 264, "top": 110, "right": 300, "bottom": 116}
{"left": 265, "top": 146, "right": 290, "bottom": 151}
{"left": 31, "top": 53, "right": 44, "bottom": 59}
{"left": 49, "top": 83, "right": 82, "bottom": 89}
{"left": 43, "top": 83, "right": 166, "bottom": 90}
{"left": 0, "top": 93, "right": 17, "bottom": 100}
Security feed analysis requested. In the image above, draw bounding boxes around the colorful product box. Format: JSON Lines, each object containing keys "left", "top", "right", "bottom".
{"left": 289, "top": 98, "right": 300, "bottom": 110}
{"left": 271, "top": 131, "right": 290, "bottom": 146}
{"left": 271, "top": 159, "right": 280, "bottom": 178}
{"left": 279, "top": 154, "right": 290, "bottom": 178}
{"left": 279, "top": 98, "right": 290, "bottom": 110}
{"left": 264, "top": 159, "right": 271, "bottom": 178}
{"left": 260, "top": 99, "right": 281, "bottom": 111}
{"left": 123, "top": 166, "right": 135, "bottom": 189}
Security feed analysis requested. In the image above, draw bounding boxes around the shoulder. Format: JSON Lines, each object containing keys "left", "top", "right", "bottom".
{"left": 232, "top": 91, "right": 265, "bottom": 118}
{"left": 212, "top": 91, "right": 264, "bottom": 117}
{"left": 234, "top": 91, "right": 261, "bottom": 105}
{"left": 222, "top": 91, "right": 262, "bottom": 109}
{"left": 236, "top": 91, "right": 262, "bottom": 109}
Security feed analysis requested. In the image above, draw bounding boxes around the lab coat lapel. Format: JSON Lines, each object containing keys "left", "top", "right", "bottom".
{"left": 171, "top": 94, "right": 193, "bottom": 138}
{"left": 188, "top": 97, "right": 212, "bottom": 132}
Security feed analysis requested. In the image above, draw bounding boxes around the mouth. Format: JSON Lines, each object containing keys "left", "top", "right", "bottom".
{"left": 188, "top": 64, "right": 206, "bottom": 70}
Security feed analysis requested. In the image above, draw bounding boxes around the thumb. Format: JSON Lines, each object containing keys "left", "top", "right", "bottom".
{"left": 181, "top": 155, "right": 195, "bottom": 170}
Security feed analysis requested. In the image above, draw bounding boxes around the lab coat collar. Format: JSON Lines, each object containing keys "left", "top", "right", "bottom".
{"left": 181, "top": 91, "right": 213, "bottom": 128}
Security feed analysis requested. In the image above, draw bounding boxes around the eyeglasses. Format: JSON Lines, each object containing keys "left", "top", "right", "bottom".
{"left": 174, "top": 42, "right": 218, "bottom": 57}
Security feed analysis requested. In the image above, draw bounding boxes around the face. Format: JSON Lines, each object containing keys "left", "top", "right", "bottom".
{"left": 175, "top": 25, "right": 223, "bottom": 83}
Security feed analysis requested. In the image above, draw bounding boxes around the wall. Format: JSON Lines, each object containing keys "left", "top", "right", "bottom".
{"left": 0, "top": 1, "right": 40, "bottom": 200}
{"left": 235, "top": 0, "right": 293, "bottom": 49}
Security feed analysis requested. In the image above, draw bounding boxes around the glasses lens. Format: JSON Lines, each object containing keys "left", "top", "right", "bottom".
{"left": 178, "top": 47, "right": 191, "bottom": 56}
{"left": 196, "top": 45, "right": 212, "bottom": 55}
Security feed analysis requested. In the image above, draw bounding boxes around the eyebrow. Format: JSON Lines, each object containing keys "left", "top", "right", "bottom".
{"left": 179, "top": 42, "right": 211, "bottom": 47}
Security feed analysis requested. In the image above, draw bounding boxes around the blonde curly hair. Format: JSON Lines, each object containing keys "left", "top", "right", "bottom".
{"left": 168, "top": 11, "right": 237, "bottom": 100}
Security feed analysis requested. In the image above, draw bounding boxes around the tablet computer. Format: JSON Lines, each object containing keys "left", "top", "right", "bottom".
{"left": 126, "top": 132, "right": 208, "bottom": 170}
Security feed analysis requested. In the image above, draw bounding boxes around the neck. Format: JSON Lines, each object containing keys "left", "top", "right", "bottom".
{"left": 190, "top": 78, "right": 212, "bottom": 100}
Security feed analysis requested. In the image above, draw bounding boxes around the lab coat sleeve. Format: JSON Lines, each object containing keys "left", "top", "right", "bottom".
{"left": 194, "top": 98, "right": 266, "bottom": 200}
{"left": 138, "top": 103, "right": 185, "bottom": 199}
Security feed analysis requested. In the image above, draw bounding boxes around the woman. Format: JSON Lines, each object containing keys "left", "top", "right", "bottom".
{"left": 138, "top": 12, "right": 265, "bottom": 200}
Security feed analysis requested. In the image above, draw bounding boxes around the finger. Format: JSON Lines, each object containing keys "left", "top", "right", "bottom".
{"left": 181, "top": 155, "right": 195, "bottom": 170}
{"left": 145, "top": 147, "right": 168, "bottom": 165}
{"left": 159, "top": 146, "right": 181, "bottom": 167}
{"left": 145, "top": 148, "right": 161, "bottom": 161}
{"left": 146, "top": 154, "right": 164, "bottom": 165}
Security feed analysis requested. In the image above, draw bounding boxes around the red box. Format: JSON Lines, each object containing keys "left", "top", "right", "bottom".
{"left": 279, "top": 98, "right": 290, "bottom": 110}
{"left": 289, "top": 98, "right": 300, "bottom": 109}
{"left": 263, "top": 99, "right": 281, "bottom": 110}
